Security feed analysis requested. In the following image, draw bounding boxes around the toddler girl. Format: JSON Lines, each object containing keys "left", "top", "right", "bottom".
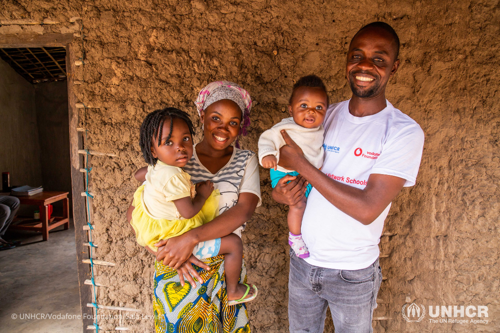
{"left": 131, "top": 107, "right": 257, "bottom": 305}
{"left": 258, "top": 75, "right": 328, "bottom": 258}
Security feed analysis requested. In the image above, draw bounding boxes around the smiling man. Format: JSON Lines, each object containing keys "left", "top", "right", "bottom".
{"left": 273, "top": 22, "right": 425, "bottom": 332}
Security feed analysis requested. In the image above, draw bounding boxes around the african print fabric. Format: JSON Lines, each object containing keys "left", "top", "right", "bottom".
{"left": 153, "top": 255, "right": 251, "bottom": 333}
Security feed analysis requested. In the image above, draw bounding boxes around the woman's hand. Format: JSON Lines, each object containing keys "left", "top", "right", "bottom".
{"left": 278, "top": 130, "right": 306, "bottom": 171}
{"left": 155, "top": 231, "right": 198, "bottom": 269}
{"left": 176, "top": 255, "right": 211, "bottom": 288}
{"left": 272, "top": 174, "right": 309, "bottom": 206}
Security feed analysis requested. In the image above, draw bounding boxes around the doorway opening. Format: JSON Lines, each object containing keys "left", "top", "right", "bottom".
{"left": 0, "top": 46, "right": 83, "bottom": 332}
{"left": 0, "top": 47, "right": 71, "bottom": 235}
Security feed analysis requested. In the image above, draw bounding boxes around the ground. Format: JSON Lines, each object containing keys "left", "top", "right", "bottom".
{"left": 0, "top": 224, "right": 82, "bottom": 332}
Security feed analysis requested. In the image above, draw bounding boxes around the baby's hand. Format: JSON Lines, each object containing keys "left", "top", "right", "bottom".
{"left": 262, "top": 155, "right": 278, "bottom": 170}
{"left": 196, "top": 180, "right": 214, "bottom": 199}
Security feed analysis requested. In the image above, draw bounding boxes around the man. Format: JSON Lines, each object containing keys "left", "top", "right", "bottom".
{"left": 0, "top": 196, "right": 20, "bottom": 250}
{"left": 273, "top": 22, "right": 425, "bottom": 332}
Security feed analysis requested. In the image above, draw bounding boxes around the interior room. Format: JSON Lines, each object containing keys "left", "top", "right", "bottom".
{"left": 0, "top": 47, "right": 81, "bottom": 332}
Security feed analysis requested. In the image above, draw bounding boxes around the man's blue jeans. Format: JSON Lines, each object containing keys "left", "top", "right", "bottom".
{"left": 288, "top": 250, "right": 382, "bottom": 333}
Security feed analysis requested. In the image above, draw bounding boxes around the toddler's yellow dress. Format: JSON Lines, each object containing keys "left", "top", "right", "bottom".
{"left": 131, "top": 161, "right": 219, "bottom": 252}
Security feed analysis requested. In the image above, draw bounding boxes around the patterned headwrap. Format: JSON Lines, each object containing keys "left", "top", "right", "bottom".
{"left": 195, "top": 81, "right": 252, "bottom": 139}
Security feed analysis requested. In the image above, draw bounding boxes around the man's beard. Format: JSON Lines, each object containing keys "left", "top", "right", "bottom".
{"left": 349, "top": 79, "right": 381, "bottom": 98}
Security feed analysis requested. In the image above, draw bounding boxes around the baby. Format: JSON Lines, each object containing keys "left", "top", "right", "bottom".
{"left": 258, "top": 75, "right": 328, "bottom": 258}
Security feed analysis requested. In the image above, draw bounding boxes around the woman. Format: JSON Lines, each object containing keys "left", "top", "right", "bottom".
{"left": 128, "top": 81, "right": 261, "bottom": 332}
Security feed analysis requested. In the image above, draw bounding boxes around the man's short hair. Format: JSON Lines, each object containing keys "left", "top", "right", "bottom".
{"left": 357, "top": 22, "right": 400, "bottom": 59}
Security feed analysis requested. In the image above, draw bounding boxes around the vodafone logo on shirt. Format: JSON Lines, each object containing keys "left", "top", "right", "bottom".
{"left": 354, "top": 148, "right": 380, "bottom": 160}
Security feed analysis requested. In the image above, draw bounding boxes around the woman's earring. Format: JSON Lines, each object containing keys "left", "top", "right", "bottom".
{"left": 202, "top": 124, "right": 204, "bottom": 131}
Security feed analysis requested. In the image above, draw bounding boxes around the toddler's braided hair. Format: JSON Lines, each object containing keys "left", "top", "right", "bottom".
{"left": 289, "top": 75, "right": 329, "bottom": 105}
{"left": 139, "top": 107, "right": 195, "bottom": 166}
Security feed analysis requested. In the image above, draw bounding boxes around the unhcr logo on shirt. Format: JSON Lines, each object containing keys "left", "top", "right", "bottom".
{"left": 323, "top": 144, "right": 340, "bottom": 153}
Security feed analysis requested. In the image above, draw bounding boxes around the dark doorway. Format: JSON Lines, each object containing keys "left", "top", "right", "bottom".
{"left": 0, "top": 46, "right": 81, "bottom": 332}
{"left": 0, "top": 47, "right": 71, "bottom": 218}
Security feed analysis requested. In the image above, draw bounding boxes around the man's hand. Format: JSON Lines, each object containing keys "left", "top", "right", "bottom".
{"left": 176, "top": 255, "right": 211, "bottom": 288}
{"left": 278, "top": 130, "right": 306, "bottom": 171}
{"left": 272, "top": 174, "right": 308, "bottom": 206}
{"left": 262, "top": 155, "right": 278, "bottom": 170}
{"left": 196, "top": 180, "right": 214, "bottom": 200}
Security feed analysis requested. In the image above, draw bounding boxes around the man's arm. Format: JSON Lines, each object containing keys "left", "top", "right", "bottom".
{"left": 276, "top": 130, "right": 406, "bottom": 225}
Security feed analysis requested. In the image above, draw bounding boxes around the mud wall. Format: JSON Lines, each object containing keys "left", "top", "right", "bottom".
{"left": 1, "top": 0, "right": 499, "bottom": 332}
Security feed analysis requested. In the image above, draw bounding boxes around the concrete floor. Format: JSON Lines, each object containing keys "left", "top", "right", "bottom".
{"left": 0, "top": 222, "right": 83, "bottom": 332}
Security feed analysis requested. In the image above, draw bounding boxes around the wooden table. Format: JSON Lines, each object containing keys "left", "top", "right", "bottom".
{"left": 11, "top": 191, "right": 70, "bottom": 241}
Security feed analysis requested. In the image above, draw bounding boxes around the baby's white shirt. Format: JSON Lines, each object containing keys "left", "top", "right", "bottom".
{"left": 258, "top": 117, "right": 324, "bottom": 173}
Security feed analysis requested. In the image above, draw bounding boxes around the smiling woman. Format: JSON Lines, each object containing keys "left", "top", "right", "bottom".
{"left": 199, "top": 99, "right": 242, "bottom": 153}
{"left": 128, "top": 81, "right": 261, "bottom": 332}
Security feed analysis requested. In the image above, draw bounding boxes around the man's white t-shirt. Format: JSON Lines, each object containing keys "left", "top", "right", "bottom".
{"left": 302, "top": 100, "right": 425, "bottom": 270}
